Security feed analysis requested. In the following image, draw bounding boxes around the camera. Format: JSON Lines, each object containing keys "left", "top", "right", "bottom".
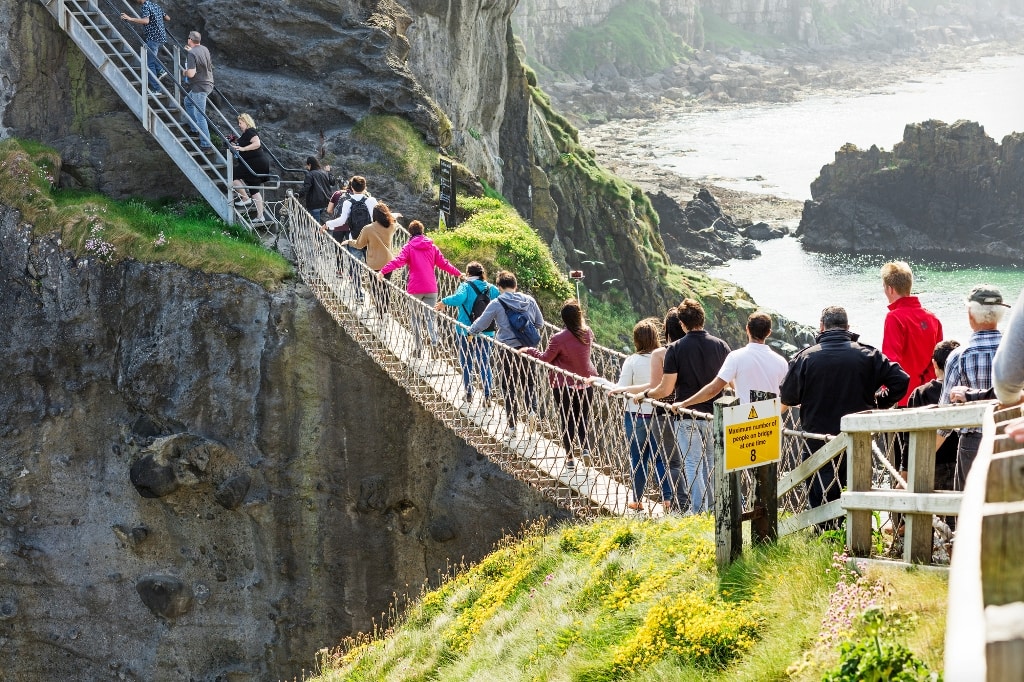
{"left": 569, "top": 270, "right": 584, "bottom": 280}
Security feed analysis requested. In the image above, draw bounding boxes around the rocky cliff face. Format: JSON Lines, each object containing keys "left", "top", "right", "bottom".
{"left": 798, "top": 120, "right": 1024, "bottom": 263}
{"left": 0, "top": 204, "right": 567, "bottom": 680}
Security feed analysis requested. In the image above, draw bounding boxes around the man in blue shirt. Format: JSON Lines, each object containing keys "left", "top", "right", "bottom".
{"left": 940, "top": 285, "right": 1009, "bottom": 488}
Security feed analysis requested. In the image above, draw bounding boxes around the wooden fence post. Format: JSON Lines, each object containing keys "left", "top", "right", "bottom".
{"left": 847, "top": 432, "right": 874, "bottom": 556}
{"left": 905, "top": 428, "right": 937, "bottom": 563}
{"left": 752, "top": 462, "right": 778, "bottom": 545}
{"left": 714, "top": 397, "right": 741, "bottom": 571}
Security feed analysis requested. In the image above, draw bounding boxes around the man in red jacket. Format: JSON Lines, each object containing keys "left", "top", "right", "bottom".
{"left": 881, "top": 261, "right": 943, "bottom": 406}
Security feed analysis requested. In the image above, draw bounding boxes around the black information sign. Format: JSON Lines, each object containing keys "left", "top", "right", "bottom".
{"left": 439, "top": 157, "right": 455, "bottom": 228}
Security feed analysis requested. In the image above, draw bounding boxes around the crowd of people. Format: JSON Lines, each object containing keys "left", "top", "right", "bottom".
{"left": 313, "top": 194, "right": 1023, "bottom": 519}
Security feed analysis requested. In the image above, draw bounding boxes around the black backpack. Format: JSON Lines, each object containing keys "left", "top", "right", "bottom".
{"left": 498, "top": 298, "right": 541, "bottom": 348}
{"left": 463, "top": 281, "right": 496, "bottom": 333}
{"left": 347, "top": 196, "right": 372, "bottom": 239}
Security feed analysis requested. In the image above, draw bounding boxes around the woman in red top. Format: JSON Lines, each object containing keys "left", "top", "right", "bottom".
{"left": 522, "top": 300, "right": 598, "bottom": 468}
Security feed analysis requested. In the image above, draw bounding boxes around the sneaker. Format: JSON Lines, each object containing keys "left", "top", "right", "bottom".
{"left": 251, "top": 218, "right": 268, "bottom": 226}
{"left": 234, "top": 198, "right": 253, "bottom": 207}
{"left": 158, "top": 72, "right": 170, "bottom": 82}
{"left": 565, "top": 457, "right": 576, "bottom": 469}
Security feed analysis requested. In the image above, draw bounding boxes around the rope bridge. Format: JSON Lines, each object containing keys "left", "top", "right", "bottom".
{"left": 280, "top": 196, "right": 852, "bottom": 519}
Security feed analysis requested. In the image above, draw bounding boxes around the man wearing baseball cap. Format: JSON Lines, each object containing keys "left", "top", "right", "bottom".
{"left": 939, "top": 284, "right": 1010, "bottom": 488}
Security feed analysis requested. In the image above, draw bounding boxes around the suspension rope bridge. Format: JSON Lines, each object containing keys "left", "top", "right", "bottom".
{"left": 38, "top": 0, "right": 926, "bottom": 525}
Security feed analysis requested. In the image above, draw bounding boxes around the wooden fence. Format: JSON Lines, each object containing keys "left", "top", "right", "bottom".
{"left": 713, "top": 398, "right": 993, "bottom": 569}
{"left": 945, "top": 404, "right": 1024, "bottom": 681}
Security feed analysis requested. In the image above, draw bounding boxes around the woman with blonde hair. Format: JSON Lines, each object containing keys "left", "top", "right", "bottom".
{"left": 230, "top": 113, "right": 271, "bottom": 225}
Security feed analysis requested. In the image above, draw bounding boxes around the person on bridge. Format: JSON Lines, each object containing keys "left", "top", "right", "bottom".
{"left": 780, "top": 306, "right": 908, "bottom": 521}
{"left": 436, "top": 261, "right": 501, "bottom": 405}
{"left": 632, "top": 298, "right": 731, "bottom": 515}
{"left": 121, "top": 0, "right": 170, "bottom": 91}
{"left": 326, "top": 176, "right": 377, "bottom": 302}
{"left": 180, "top": 31, "right": 214, "bottom": 150}
{"left": 881, "top": 261, "right": 944, "bottom": 406}
{"left": 230, "top": 113, "right": 271, "bottom": 226}
{"left": 940, "top": 285, "right": 1009, "bottom": 488}
{"left": 598, "top": 318, "right": 675, "bottom": 510}
{"left": 995, "top": 287, "right": 1024, "bottom": 443}
{"left": 670, "top": 311, "right": 788, "bottom": 410}
{"left": 378, "top": 220, "right": 462, "bottom": 358}
{"left": 300, "top": 157, "right": 334, "bottom": 223}
{"left": 467, "top": 270, "right": 544, "bottom": 437}
{"left": 345, "top": 203, "right": 398, "bottom": 319}
{"left": 523, "top": 300, "right": 598, "bottom": 470}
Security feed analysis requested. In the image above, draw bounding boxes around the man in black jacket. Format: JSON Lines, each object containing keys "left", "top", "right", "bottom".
{"left": 781, "top": 306, "right": 909, "bottom": 514}
{"left": 300, "top": 156, "right": 335, "bottom": 222}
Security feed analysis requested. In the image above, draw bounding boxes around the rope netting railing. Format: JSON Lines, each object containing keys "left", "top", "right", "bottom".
{"left": 282, "top": 196, "right": 730, "bottom": 517}
{"left": 282, "top": 197, "right": 963, "bottom": 527}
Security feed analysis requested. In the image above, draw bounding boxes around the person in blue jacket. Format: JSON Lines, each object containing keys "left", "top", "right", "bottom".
{"left": 436, "top": 261, "right": 501, "bottom": 404}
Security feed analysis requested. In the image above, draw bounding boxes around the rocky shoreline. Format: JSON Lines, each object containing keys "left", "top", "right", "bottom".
{"left": 576, "top": 39, "right": 1024, "bottom": 231}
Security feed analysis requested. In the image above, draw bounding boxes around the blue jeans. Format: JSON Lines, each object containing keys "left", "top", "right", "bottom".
{"left": 184, "top": 90, "right": 211, "bottom": 147}
{"left": 308, "top": 208, "right": 325, "bottom": 223}
{"left": 626, "top": 413, "right": 673, "bottom": 503}
{"left": 677, "top": 418, "right": 714, "bottom": 514}
{"left": 145, "top": 39, "right": 166, "bottom": 85}
{"left": 457, "top": 334, "right": 493, "bottom": 398}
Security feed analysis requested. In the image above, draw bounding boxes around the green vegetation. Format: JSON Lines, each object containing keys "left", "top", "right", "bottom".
{"left": 351, "top": 115, "right": 436, "bottom": 193}
{"left": 0, "top": 138, "right": 291, "bottom": 289}
{"left": 311, "top": 518, "right": 945, "bottom": 681}
{"left": 699, "top": 10, "right": 782, "bottom": 51}
{"left": 584, "top": 294, "right": 644, "bottom": 351}
{"left": 556, "top": 1, "right": 691, "bottom": 77}
{"left": 433, "top": 196, "right": 573, "bottom": 313}
{"left": 528, "top": 84, "right": 659, "bottom": 237}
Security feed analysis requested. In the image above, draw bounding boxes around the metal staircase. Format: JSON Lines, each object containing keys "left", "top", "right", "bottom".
{"left": 37, "top": 0, "right": 279, "bottom": 230}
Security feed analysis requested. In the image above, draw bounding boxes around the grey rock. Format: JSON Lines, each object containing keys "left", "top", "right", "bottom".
{"left": 742, "top": 222, "right": 787, "bottom": 240}
{"left": 135, "top": 575, "right": 193, "bottom": 619}
{"left": 0, "top": 203, "right": 569, "bottom": 681}
{"left": 214, "top": 472, "right": 251, "bottom": 511}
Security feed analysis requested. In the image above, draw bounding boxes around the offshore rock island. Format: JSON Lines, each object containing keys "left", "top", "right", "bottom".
{"left": 798, "top": 119, "right": 1024, "bottom": 263}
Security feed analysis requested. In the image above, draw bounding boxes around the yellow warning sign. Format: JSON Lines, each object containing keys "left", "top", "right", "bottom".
{"left": 723, "top": 398, "right": 781, "bottom": 472}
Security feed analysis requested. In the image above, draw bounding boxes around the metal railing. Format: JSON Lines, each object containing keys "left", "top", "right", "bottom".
{"left": 38, "top": 0, "right": 302, "bottom": 233}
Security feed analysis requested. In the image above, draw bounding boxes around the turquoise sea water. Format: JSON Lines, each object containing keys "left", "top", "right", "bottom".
{"left": 708, "top": 235, "right": 1022, "bottom": 348}
{"left": 621, "top": 53, "right": 1024, "bottom": 345}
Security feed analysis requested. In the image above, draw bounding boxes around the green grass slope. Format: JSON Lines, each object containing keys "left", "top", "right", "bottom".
{"left": 311, "top": 517, "right": 946, "bottom": 681}
{"left": 0, "top": 139, "right": 291, "bottom": 289}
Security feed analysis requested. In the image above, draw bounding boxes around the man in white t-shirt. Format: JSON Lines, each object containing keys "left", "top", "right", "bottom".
{"left": 670, "top": 311, "right": 789, "bottom": 410}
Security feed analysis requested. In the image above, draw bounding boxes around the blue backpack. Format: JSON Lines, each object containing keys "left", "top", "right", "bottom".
{"left": 498, "top": 298, "right": 541, "bottom": 348}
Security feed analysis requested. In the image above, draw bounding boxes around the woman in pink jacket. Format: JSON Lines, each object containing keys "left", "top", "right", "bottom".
{"left": 378, "top": 220, "right": 462, "bottom": 356}
{"left": 523, "top": 300, "right": 598, "bottom": 468}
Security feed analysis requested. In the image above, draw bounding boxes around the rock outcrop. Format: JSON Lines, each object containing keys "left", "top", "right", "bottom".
{"left": 0, "top": 204, "right": 567, "bottom": 681}
{"left": 650, "top": 188, "right": 761, "bottom": 269}
{"left": 798, "top": 120, "right": 1024, "bottom": 263}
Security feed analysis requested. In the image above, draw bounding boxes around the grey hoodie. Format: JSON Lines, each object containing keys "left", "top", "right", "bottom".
{"left": 468, "top": 291, "right": 544, "bottom": 348}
